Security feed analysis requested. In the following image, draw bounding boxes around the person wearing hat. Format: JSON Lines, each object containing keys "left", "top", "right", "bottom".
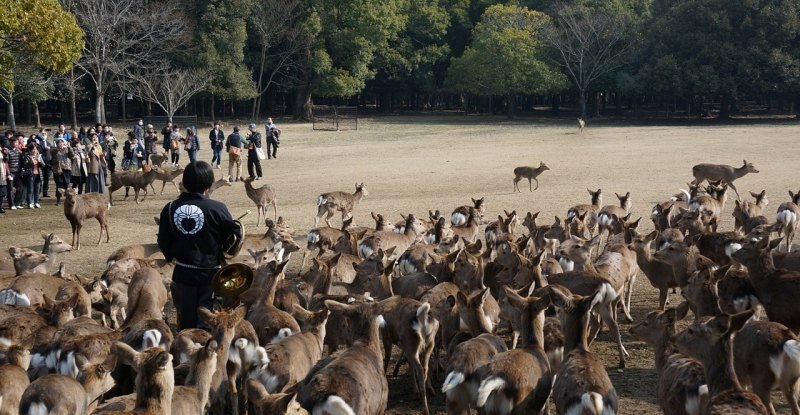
{"left": 143, "top": 124, "right": 158, "bottom": 164}
{"left": 225, "top": 126, "right": 244, "bottom": 182}
{"left": 209, "top": 122, "right": 224, "bottom": 169}
{"left": 246, "top": 123, "right": 263, "bottom": 180}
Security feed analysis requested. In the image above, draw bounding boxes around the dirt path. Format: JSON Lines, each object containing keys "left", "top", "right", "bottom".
{"left": 1, "top": 116, "right": 796, "bottom": 414}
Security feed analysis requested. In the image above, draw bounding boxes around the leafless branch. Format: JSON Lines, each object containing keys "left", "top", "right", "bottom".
{"left": 128, "top": 66, "right": 209, "bottom": 120}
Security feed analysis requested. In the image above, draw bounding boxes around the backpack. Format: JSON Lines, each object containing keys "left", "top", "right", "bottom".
{"left": 184, "top": 137, "right": 194, "bottom": 151}
{"left": 171, "top": 138, "right": 179, "bottom": 151}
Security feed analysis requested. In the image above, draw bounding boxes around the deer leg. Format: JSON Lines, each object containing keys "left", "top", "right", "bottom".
{"left": 658, "top": 288, "right": 668, "bottom": 310}
{"left": 104, "top": 216, "right": 110, "bottom": 243}
{"left": 528, "top": 178, "right": 532, "bottom": 192}
{"left": 513, "top": 177, "right": 519, "bottom": 192}
{"left": 534, "top": 178, "right": 539, "bottom": 191}
{"left": 256, "top": 206, "right": 262, "bottom": 228}
{"left": 622, "top": 275, "right": 635, "bottom": 322}
{"left": 150, "top": 183, "right": 156, "bottom": 194}
{"left": 751, "top": 371, "right": 777, "bottom": 415}
{"left": 422, "top": 337, "right": 436, "bottom": 396}
{"left": 780, "top": 372, "right": 800, "bottom": 415}
{"left": 76, "top": 223, "right": 82, "bottom": 250}
{"left": 729, "top": 182, "right": 742, "bottom": 201}
{"left": 511, "top": 330, "right": 520, "bottom": 349}
{"left": 382, "top": 334, "right": 393, "bottom": 373}
{"left": 140, "top": 187, "right": 148, "bottom": 203}
{"left": 408, "top": 352, "right": 429, "bottom": 415}
{"left": 600, "top": 304, "right": 628, "bottom": 368}
{"left": 160, "top": 181, "right": 167, "bottom": 195}
{"left": 123, "top": 186, "right": 129, "bottom": 200}
{"left": 272, "top": 200, "right": 278, "bottom": 221}
{"left": 71, "top": 222, "right": 78, "bottom": 249}
{"left": 171, "top": 181, "right": 179, "bottom": 193}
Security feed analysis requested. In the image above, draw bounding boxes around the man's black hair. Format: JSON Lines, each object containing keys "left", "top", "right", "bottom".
{"left": 183, "top": 161, "right": 215, "bottom": 194}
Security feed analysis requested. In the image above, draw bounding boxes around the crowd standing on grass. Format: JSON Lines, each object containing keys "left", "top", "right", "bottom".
{"left": 0, "top": 119, "right": 282, "bottom": 214}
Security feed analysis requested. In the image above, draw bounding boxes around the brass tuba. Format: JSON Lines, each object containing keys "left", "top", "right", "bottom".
{"left": 212, "top": 210, "right": 254, "bottom": 300}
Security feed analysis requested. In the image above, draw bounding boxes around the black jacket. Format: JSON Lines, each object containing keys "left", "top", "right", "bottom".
{"left": 225, "top": 132, "right": 243, "bottom": 152}
{"left": 248, "top": 132, "right": 262, "bottom": 152}
{"left": 209, "top": 129, "right": 225, "bottom": 149}
{"left": 157, "top": 192, "right": 241, "bottom": 285}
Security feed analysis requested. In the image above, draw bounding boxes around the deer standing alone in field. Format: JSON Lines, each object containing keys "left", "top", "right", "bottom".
{"left": 691, "top": 160, "right": 759, "bottom": 200}
{"left": 314, "top": 183, "right": 369, "bottom": 227}
{"left": 244, "top": 177, "right": 277, "bottom": 226}
{"left": 578, "top": 118, "right": 585, "bottom": 134}
{"left": 60, "top": 187, "right": 110, "bottom": 249}
{"left": 513, "top": 162, "right": 550, "bottom": 192}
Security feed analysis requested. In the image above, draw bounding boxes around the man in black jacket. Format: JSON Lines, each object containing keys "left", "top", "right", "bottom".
{"left": 157, "top": 161, "right": 241, "bottom": 329}
{"left": 208, "top": 122, "right": 224, "bottom": 169}
{"left": 246, "top": 123, "right": 263, "bottom": 180}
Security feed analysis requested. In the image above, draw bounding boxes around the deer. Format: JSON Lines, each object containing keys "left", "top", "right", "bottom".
{"left": 248, "top": 305, "right": 328, "bottom": 394}
{"left": 108, "top": 163, "right": 159, "bottom": 205}
{"left": 358, "top": 214, "right": 418, "bottom": 261}
{"left": 550, "top": 285, "right": 619, "bottom": 415}
{"left": 512, "top": 162, "right": 549, "bottom": 192}
{"left": 732, "top": 190, "right": 769, "bottom": 230}
{"left": 198, "top": 306, "right": 246, "bottom": 415}
{"left": 567, "top": 188, "right": 602, "bottom": 236}
{"left": 178, "top": 178, "right": 233, "bottom": 197}
{"left": 625, "top": 230, "right": 678, "bottom": 311}
{"left": 244, "top": 177, "right": 278, "bottom": 226}
{"left": 60, "top": 187, "right": 110, "bottom": 249}
{"left": 629, "top": 308, "right": 708, "bottom": 415}
{"left": 149, "top": 165, "right": 184, "bottom": 195}
{"left": 691, "top": 160, "right": 760, "bottom": 200}
{"left": 106, "top": 243, "right": 162, "bottom": 267}
{"left": 451, "top": 197, "right": 485, "bottom": 226}
{"left": 314, "top": 183, "right": 369, "bottom": 227}
{"left": 475, "top": 285, "right": 554, "bottom": 415}
{"left": 8, "top": 232, "right": 72, "bottom": 276}
{"left": 296, "top": 296, "right": 402, "bottom": 415}
{"left": 485, "top": 210, "right": 519, "bottom": 247}
{"left": 596, "top": 191, "right": 632, "bottom": 246}
{"left": 380, "top": 298, "right": 439, "bottom": 415}
{"left": 732, "top": 237, "right": 800, "bottom": 332}
{"left": 0, "top": 344, "right": 31, "bottom": 415}
{"left": 149, "top": 152, "right": 167, "bottom": 167}
{"left": 18, "top": 354, "right": 116, "bottom": 415}
{"left": 776, "top": 190, "right": 800, "bottom": 252}
{"left": 451, "top": 208, "right": 481, "bottom": 245}
{"left": 120, "top": 268, "right": 169, "bottom": 330}
{"left": 578, "top": 118, "right": 585, "bottom": 134}
{"left": 244, "top": 262, "right": 301, "bottom": 345}
{"left": 245, "top": 379, "right": 298, "bottom": 415}
{"left": 673, "top": 310, "right": 769, "bottom": 414}
{"left": 689, "top": 181, "right": 729, "bottom": 232}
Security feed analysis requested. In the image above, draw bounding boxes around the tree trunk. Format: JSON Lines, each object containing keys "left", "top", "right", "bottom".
{"left": 506, "top": 94, "right": 515, "bottom": 119}
{"left": 33, "top": 102, "right": 41, "bottom": 128}
{"left": 69, "top": 68, "right": 78, "bottom": 130}
{"left": 7, "top": 98, "right": 16, "bottom": 130}
{"left": 121, "top": 94, "right": 127, "bottom": 124}
{"left": 719, "top": 95, "right": 730, "bottom": 119}
{"left": 592, "top": 92, "right": 601, "bottom": 117}
{"left": 95, "top": 93, "right": 104, "bottom": 124}
{"left": 551, "top": 94, "right": 560, "bottom": 115}
{"left": 26, "top": 100, "right": 32, "bottom": 124}
{"left": 614, "top": 92, "right": 622, "bottom": 116}
{"left": 210, "top": 94, "right": 216, "bottom": 122}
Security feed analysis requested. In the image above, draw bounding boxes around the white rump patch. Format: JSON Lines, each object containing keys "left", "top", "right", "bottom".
{"left": 398, "top": 259, "right": 417, "bottom": 275}
{"left": 142, "top": 329, "right": 162, "bottom": 350}
{"left": 423, "top": 233, "right": 437, "bottom": 244}
{"left": 307, "top": 231, "right": 320, "bottom": 244}
{"left": 313, "top": 395, "right": 356, "bottom": 415}
{"left": 724, "top": 243, "right": 742, "bottom": 258}
{"left": 477, "top": 377, "right": 511, "bottom": 413}
{"left": 772, "top": 339, "right": 800, "bottom": 381}
{"left": 358, "top": 243, "right": 373, "bottom": 260}
{"left": 377, "top": 315, "right": 387, "bottom": 329}
{"left": 451, "top": 213, "right": 467, "bottom": 227}
{"left": 441, "top": 371, "right": 465, "bottom": 393}
{"left": 0, "top": 337, "right": 9, "bottom": 348}
{"left": 778, "top": 210, "right": 798, "bottom": 226}
{"left": 0, "top": 290, "right": 30, "bottom": 306}
{"left": 27, "top": 402, "right": 48, "bottom": 415}
{"left": 598, "top": 213, "right": 613, "bottom": 227}
{"left": 270, "top": 328, "right": 294, "bottom": 344}
{"left": 59, "top": 351, "right": 79, "bottom": 379}
{"left": 558, "top": 256, "right": 574, "bottom": 272}
{"left": 316, "top": 196, "right": 326, "bottom": 206}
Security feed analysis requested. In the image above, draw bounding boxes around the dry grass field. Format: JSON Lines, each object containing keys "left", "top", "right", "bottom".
{"left": 1, "top": 115, "right": 797, "bottom": 414}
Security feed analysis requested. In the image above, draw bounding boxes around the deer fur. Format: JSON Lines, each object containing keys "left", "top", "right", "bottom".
{"left": 245, "top": 379, "right": 298, "bottom": 415}
{"left": 0, "top": 346, "right": 31, "bottom": 415}
{"left": 105, "top": 244, "right": 162, "bottom": 267}
{"left": 567, "top": 188, "right": 602, "bottom": 235}
{"left": 149, "top": 166, "right": 184, "bottom": 195}
{"left": 578, "top": 118, "right": 585, "bottom": 134}
{"left": 172, "top": 339, "right": 219, "bottom": 415}
{"left": 296, "top": 296, "right": 402, "bottom": 415}
{"left": 359, "top": 214, "right": 418, "bottom": 261}
{"left": 629, "top": 308, "right": 707, "bottom": 415}
{"left": 628, "top": 230, "right": 679, "bottom": 310}
{"left": 60, "top": 187, "right": 110, "bottom": 249}
{"left": 9, "top": 232, "right": 72, "bottom": 276}
{"left": 550, "top": 286, "right": 619, "bottom": 415}
{"left": 108, "top": 164, "right": 159, "bottom": 205}
{"left": 597, "top": 192, "right": 632, "bottom": 244}
{"left": 673, "top": 310, "right": 769, "bottom": 414}
{"left": 476, "top": 286, "right": 554, "bottom": 415}
{"left": 689, "top": 182, "right": 729, "bottom": 232}
{"left": 244, "top": 177, "right": 278, "bottom": 226}
{"left": 691, "top": 160, "right": 759, "bottom": 200}
{"left": 19, "top": 355, "right": 116, "bottom": 415}
{"left": 451, "top": 197, "right": 485, "bottom": 227}
{"left": 513, "top": 162, "right": 549, "bottom": 192}
{"left": 776, "top": 190, "right": 800, "bottom": 252}
{"left": 199, "top": 306, "right": 247, "bottom": 415}
{"left": 314, "top": 183, "right": 369, "bottom": 227}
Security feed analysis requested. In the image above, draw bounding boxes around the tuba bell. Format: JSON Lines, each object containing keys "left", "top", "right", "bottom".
{"left": 212, "top": 210, "right": 254, "bottom": 301}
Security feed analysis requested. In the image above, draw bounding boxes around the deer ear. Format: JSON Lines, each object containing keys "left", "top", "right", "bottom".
{"left": 503, "top": 285, "right": 527, "bottom": 308}
{"left": 323, "top": 299, "right": 355, "bottom": 314}
{"left": 479, "top": 287, "right": 490, "bottom": 304}
{"left": 587, "top": 235, "right": 601, "bottom": 247}
{"left": 456, "top": 291, "right": 468, "bottom": 307}
{"left": 114, "top": 342, "right": 140, "bottom": 367}
{"left": 446, "top": 295, "right": 456, "bottom": 309}
{"left": 768, "top": 237, "right": 783, "bottom": 251}
{"left": 156, "top": 350, "right": 171, "bottom": 369}
{"left": 197, "top": 307, "right": 216, "bottom": 326}
{"left": 728, "top": 310, "right": 755, "bottom": 334}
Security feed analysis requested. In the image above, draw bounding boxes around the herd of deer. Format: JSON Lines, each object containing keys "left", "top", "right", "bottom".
{"left": 3, "top": 157, "right": 800, "bottom": 415}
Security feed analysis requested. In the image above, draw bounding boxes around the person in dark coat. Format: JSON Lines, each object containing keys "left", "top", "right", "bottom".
{"left": 246, "top": 123, "right": 263, "bottom": 180}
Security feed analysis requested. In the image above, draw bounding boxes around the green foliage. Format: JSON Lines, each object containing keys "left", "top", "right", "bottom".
{"left": 309, "top": 0, "right": 408, "bottom": 97}
{"left": 445, "top": 3, "right": 565, "bottom": 97}
{"left": 0, "top": 0, "right": 83, "bottom": 90}
{"left": 196, "top": 0, "right": 257, "bottom": 100}
{"left": 640, "top": 0, "right": 800, "bottom": 98}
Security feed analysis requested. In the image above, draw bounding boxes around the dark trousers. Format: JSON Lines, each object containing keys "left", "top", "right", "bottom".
{"left": 12, "top": 176, "right": 24, "bottom": 206}
{"left": 0, "top": 185, "right": 6, "bottom": 209}
{"left": 55, "top": 171, "right": 70, "bottom": 203}
{"left": 71, "top": 172, "right": 85, "bottom": 194}
{"left": 41, "top": 165, "right": 52, "bottom": 196}
{"left": 211, "top": 146, "right": 222, "bottom": 166}
{"left": 171, "top": 281, "right": 214, "bottom": 330}
{"left": 171, "top": 149, "right": 180, "bottom": 165}
{"left": 247, "top": 152, "right": 262, "bottom": 178}
{"left": 188, "top": 149, "right": 197, "bottom": 165}
{"left": 267, "top": 138, "right": 278, "bottom": 158}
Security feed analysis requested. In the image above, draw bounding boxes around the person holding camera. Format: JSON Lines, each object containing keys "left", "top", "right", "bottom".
{"left": 246, "top": 124, "right": 263, "bottom": 180}
{"left": 265, "top": 117, "right": 280, "bottom": 159}
{"left": 209, "top": 122, "right": 224, "bottom": 169}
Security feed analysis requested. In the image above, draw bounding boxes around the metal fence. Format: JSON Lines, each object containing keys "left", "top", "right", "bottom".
{"left": 312, "top": 105, "right": 358, "bottom": 131}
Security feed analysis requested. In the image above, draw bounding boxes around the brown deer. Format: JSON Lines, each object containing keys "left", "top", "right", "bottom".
{"left": 451, "top": 197, "right": 486, "bottom": 226}
{"left": 732, "top": 190, "right": 769, "bottom": 230}
{"left": 314, "top": 183, "right": 369, "bottom": 227}
{"left": 629, "top": 308, "right": 708, "bottom": 415}
{"left": 597, "top": 192, "right": 632, "bottom": 245}
{"left": 244, "top": 177, "right": 278, "bottom": 226}
{"left": 18, "top": 355, "right": 116, "bottom": 414}
{"left": 776, "top": 190, "right": 800, "bottom": 252}
{"left": 689, "top": 182, "right": 729, "bottom": 232}
{"left": 567, "top": 188, "right": 602, "bottom": 235}
{"left": 0, "top": 344, "right": 31, "bottom": 415}
{"left": 578, "top": 118, "right": 586, "bottom": 134}
{"left": 150, "top": 166, "right": 184, "bottom": 195}
{"left": 245, "top": 379, "right": 297, "bottom": 415}
{"left": 691, "top": 160, "right": 759, "bottom": 200}
{"left": 60, "top": 187, "right": 110, "bottom": 249}
{"left": 8, "top": 232, "right": 72, "bottom": 275}
{"left": 512, "top": 162, "right": 549, "bottom": 192}
{"left": 673, "top": 310, "right": 768, "bottom": 414}
{"left": 476, "top": 285, "right": 554, "bottom": 415}
{"left": 198, "top": 306, "right": 247, "bottom": 415}
{"left": 551, "top": 286, "right": 618, "bottom": 415}
{"left": 358, "top": 214, "right": 418, "bottom": 261}
{"left": 108, "top": 163, "right": 159, "bottom": 205}
{"left": 93, "top": 343, "right": 174, "bottom": 415}
{"left": 296, "top": 296, "right": 402, "bottom": 415}
{"left": 627, "top": 230, "right": 679, "bottom": 310}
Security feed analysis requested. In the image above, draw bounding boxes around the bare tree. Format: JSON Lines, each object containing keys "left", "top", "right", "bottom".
{"left": 63, "top": 0, "right": 188, "bottom": 123}
{"left": 0, "top": 58, "right": 54, "bottom": 129}
{"left": 249, "top": 0, "right": 307, "bottom": 119}
{"left": 545, "top": 2, "right": 637, "bottom": 118}
{"left": 129, "top": 66, "right": 209, "bottom": 122}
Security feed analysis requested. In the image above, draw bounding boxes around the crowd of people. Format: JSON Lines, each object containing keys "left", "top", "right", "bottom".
{"left": 0, "top": 118, "right": 281, "bottom": 213}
